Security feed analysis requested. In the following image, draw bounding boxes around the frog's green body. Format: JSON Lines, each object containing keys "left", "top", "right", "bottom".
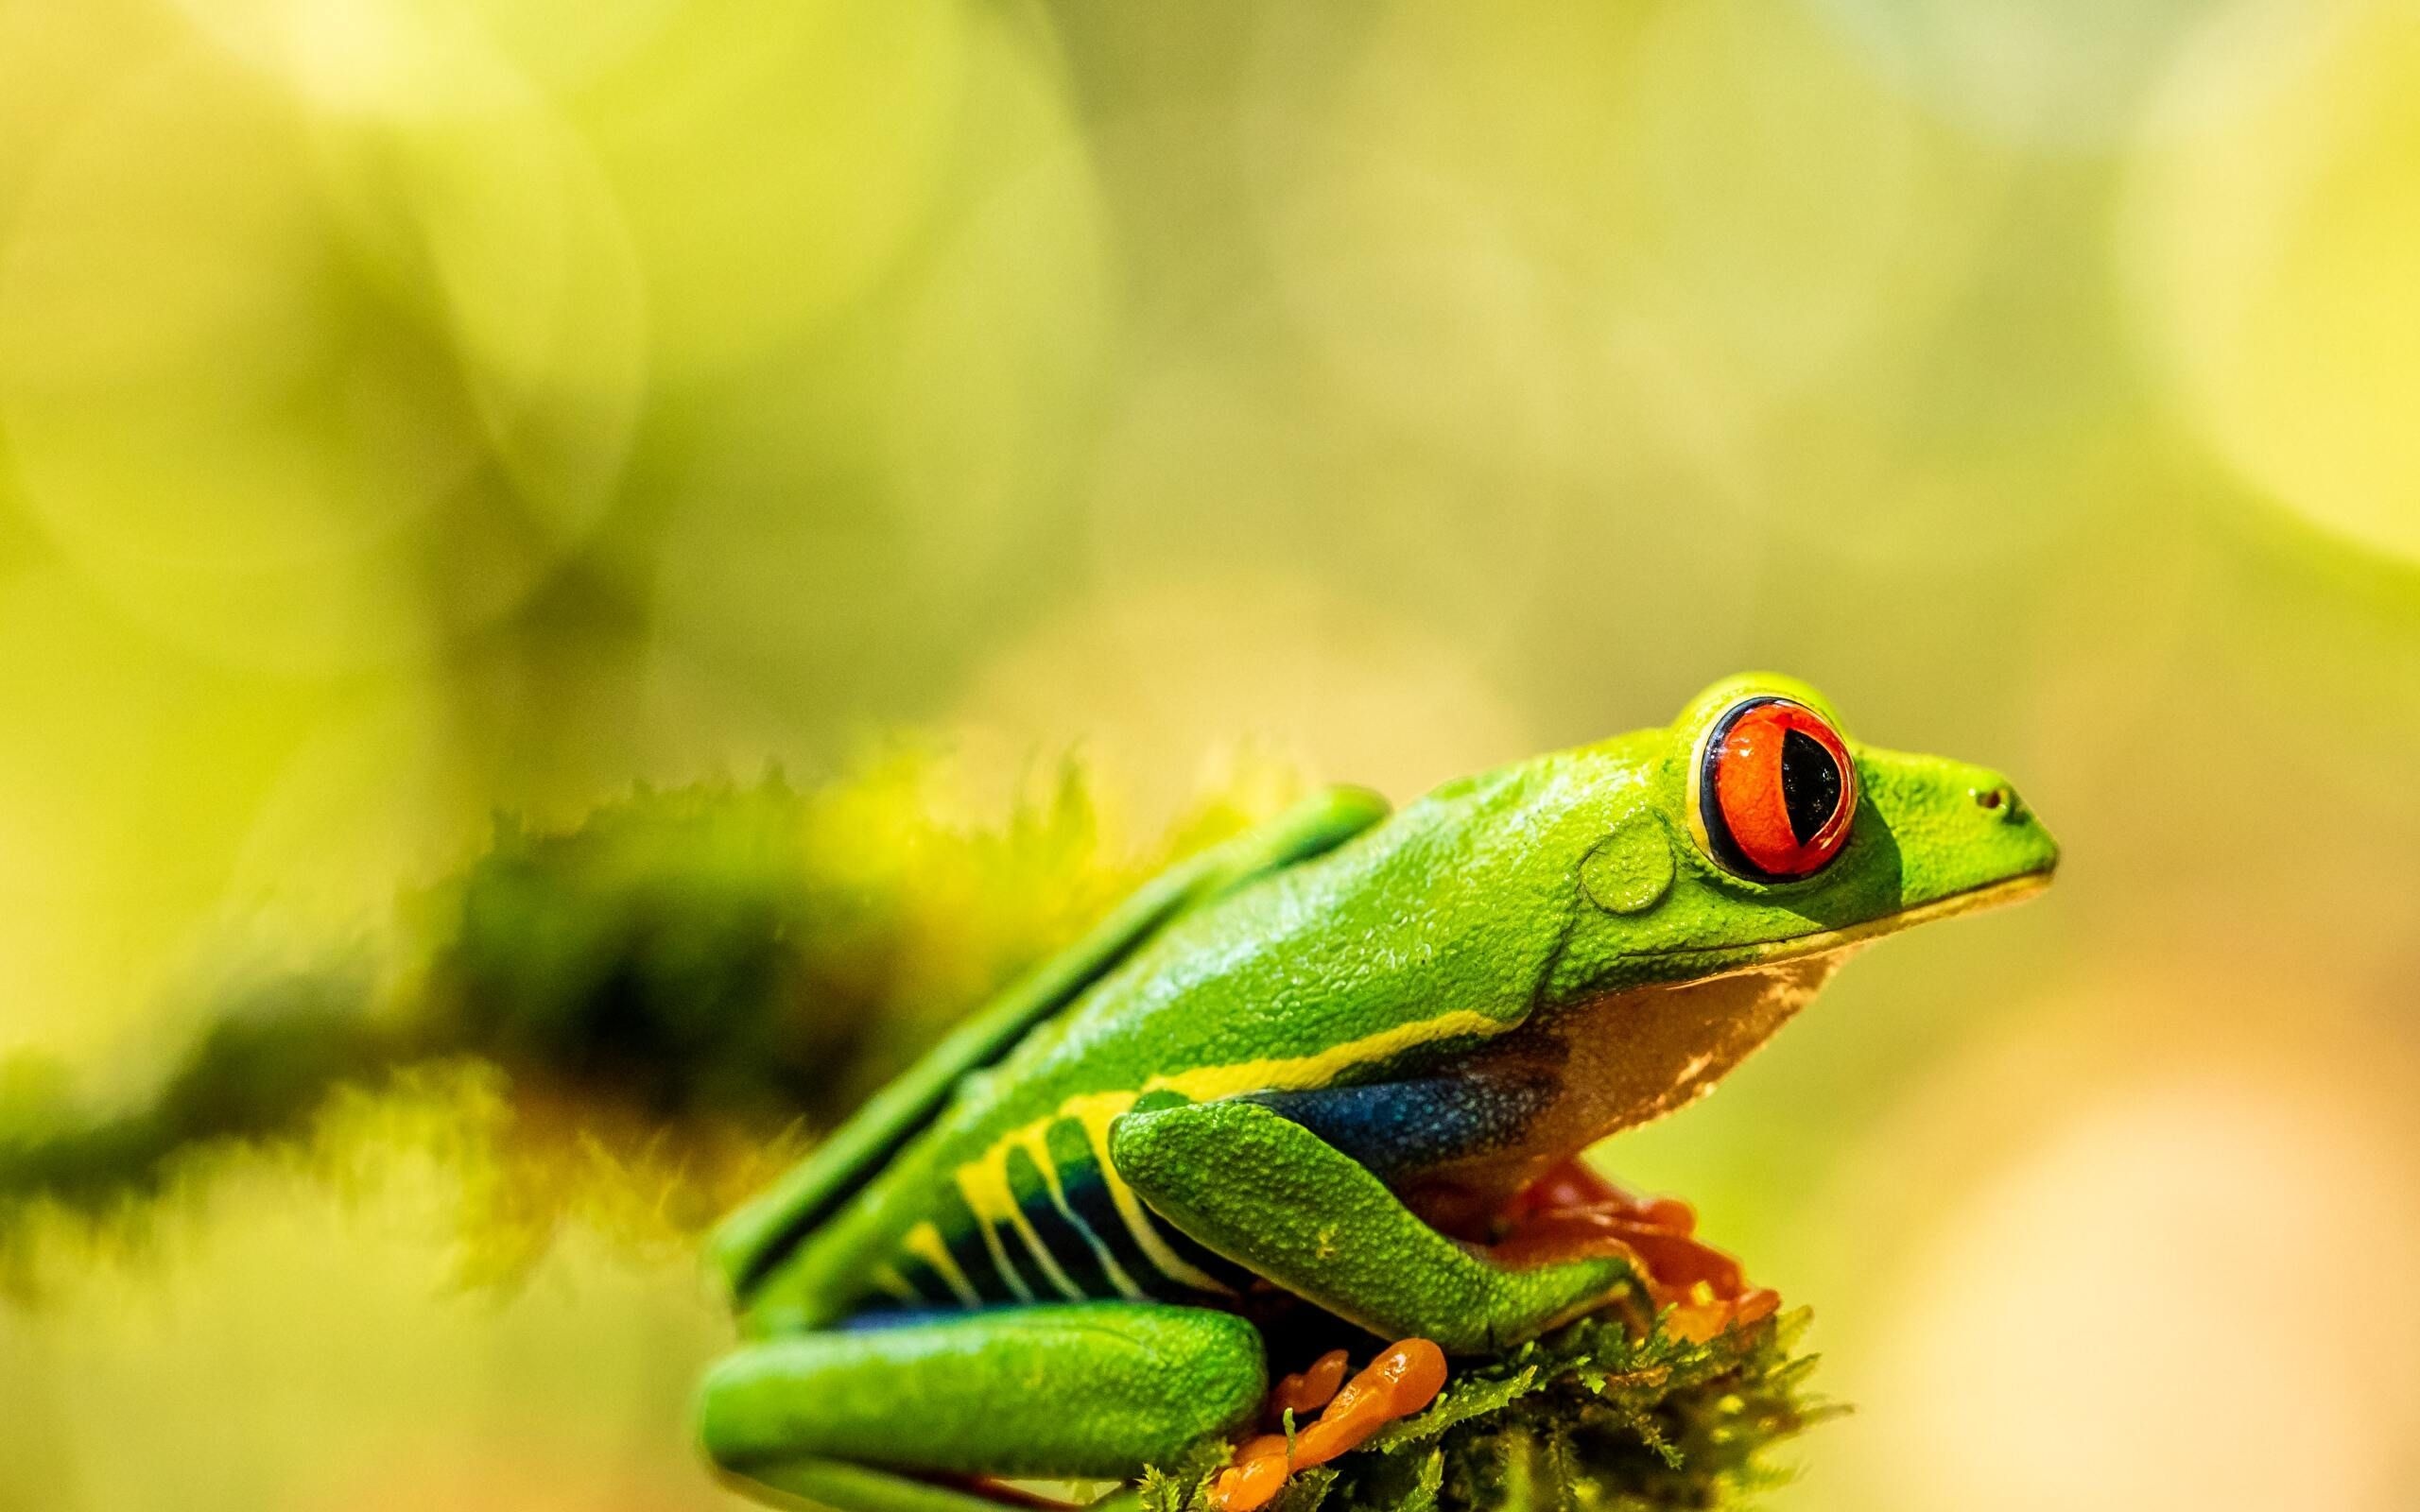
{"left": 698, "top": 676, "right": 2058, "bottom": 1512}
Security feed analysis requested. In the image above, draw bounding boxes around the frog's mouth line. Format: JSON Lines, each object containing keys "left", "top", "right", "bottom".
{"left": 1637, "top": 868, "right": 2056, "bottom": 975}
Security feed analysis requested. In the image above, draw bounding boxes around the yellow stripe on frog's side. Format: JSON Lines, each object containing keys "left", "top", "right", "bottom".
{"left": 965, "top": 1193, "right": 1036, "bottom": 1302}
{"left": 903, "top": 1221, "right": 981, "bottom": 1308}
{"left": 1006, "top": 1124, "right": 1146, "bottom": 1301}
{"left": 1137, "top": 1008, "right": 1503, "bottom": 1104}
{"left": 869, "top": 1263, "right": 922, "bottom": 1304}
{"left": 1061, "top": 1091, "right": 1236, "bottom": 1296}
{"left": 955, "top": 1143, "right": 1085, "bottom": 1302}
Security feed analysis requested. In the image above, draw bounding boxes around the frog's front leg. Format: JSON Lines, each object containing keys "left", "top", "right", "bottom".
{"left": 1110, "top": 1099, "right": 1641, "bottom": 1355}
{"left": 698, "top": 1301, "right": 1265, "bottom": 1512}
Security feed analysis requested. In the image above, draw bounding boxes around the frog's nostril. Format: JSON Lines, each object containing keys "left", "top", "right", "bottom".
{"left": 1973, "top": 783, "right": 2024, "bottom": 820}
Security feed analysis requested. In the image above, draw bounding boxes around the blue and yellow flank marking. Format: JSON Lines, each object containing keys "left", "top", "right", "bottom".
{"left": 880, "top": 1009, "right": 1501, "bottom": 1308}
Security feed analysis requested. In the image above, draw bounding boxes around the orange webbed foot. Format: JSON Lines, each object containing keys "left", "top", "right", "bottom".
{"left": 1490, "top": 1160, "right": 1778, "bottom": 1344}
{"left": 1263, "top": 1349, "right": 1350, "bottom": 1426}
{"left": 1210, "top": 1339, "right": 1447, "bottom": 1512}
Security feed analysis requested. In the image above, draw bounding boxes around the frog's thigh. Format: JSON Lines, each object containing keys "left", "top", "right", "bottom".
{"left": 700, "top": 1301, "right": 1264, "bottom": 1496}
{"left": 1110, "top": 1098, "right": 1637, "bottom": 1355}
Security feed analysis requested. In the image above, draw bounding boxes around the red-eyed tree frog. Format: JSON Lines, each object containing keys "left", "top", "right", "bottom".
{"left": 697, "top": 674, "right": 2059, "bottom": 1512}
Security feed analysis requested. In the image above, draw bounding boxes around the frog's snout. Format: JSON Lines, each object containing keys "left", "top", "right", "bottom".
{"left": 1953, "top": 767, "right": 2060, "bottom": 885}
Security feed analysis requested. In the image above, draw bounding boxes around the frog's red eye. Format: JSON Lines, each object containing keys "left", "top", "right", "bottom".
{"left": 1695, "top": 697, "right": 1856, "bottom": 882}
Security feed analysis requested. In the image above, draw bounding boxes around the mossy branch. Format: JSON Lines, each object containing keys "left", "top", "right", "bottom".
{"left": 0, "top": 755, "right": 1285, "bottom": 1277}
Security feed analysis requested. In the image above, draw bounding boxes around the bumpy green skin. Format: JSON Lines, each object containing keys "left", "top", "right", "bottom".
{"left": 1111, "top": 1100, "right": 1637, "bottom": 1354}
{"left": 697, "top": 674, "right": 2059, "bottom": 1509}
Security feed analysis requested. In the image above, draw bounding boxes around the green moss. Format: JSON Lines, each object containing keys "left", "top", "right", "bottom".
{"left": 1144, "top": 1311, "right": 1839, "bottom": 1512}
{"left": 0, "top": 966, "right": 394, "bottom": 1220}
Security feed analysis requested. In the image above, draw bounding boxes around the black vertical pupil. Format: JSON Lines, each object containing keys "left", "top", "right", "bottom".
{"left": 1779, "top": 730, "right": 1842, "bottom": 845}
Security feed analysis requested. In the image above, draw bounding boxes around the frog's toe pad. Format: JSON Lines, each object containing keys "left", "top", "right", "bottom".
{"left": 1209, "top": 1339, "right": 1448, "bottom": 1512}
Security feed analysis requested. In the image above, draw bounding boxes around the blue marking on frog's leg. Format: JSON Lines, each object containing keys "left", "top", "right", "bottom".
{"left": 1239, "top": 1072, "right": 1558, "bottom": 1182}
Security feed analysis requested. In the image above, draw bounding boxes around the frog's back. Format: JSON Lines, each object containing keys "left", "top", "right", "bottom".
{"left": 756, "top": 849, "right": 1389, "bottom": 1325}
{"left": 717, "top": 787, "right": 1393, "bottom": 1331}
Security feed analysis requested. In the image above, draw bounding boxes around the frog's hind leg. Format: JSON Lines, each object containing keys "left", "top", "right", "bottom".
{"left": 699, "top": 1301, "right": 1266, "bottom": 1511}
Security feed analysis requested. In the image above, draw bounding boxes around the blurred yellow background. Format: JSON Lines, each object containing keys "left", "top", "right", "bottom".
{"left": 5, "top": 0, "right": 2420, "bottom": 1508}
